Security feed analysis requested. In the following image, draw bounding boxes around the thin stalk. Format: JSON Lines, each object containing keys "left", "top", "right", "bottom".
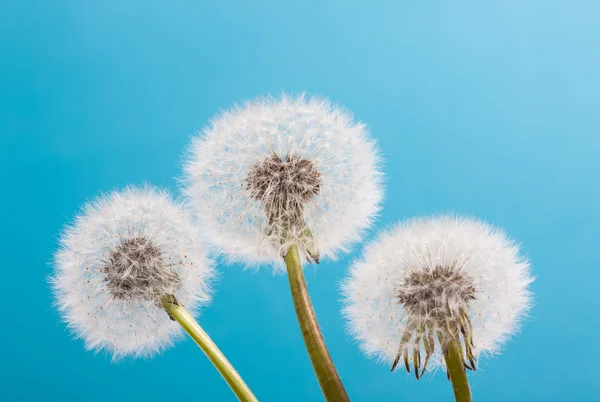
{"left": 161, "top": 295, "right": 258, "bottom": 402}
{"left": 443, "top": 340, "right": 473, "bottom": 402}
{"left": 284, "top": 245, "right": 350, "bottom": 402}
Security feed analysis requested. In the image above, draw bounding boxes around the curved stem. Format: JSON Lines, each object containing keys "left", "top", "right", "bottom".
{"left": 162, "top": 295, "right": 258, "bottom": 402}
{"left": 443, "top": 341, "right": 473, "bottom": 402}
{"left": 284, "top": 245, "right": 350, "bottom": 402}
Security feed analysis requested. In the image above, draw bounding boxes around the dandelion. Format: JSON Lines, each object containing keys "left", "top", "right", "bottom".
{"left": 183, "top": 93, "right": 382, "bottom": 270}
{"left": 342, "top": 216, "right": 533, "bottom": 402}
{"left": 184, "top": 94, "right": 383, "bottom": 401}
{"left": 52, "top": 186, "right": 257, "bottom": 401}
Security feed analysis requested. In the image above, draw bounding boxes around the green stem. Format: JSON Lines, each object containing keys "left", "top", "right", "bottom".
{"left": 284, "top": 245, "right": 350, "bottom": 402}
{"left": 162, "top": 295, "right": 258, "bottom": 402}
{"left": 443, "top": 341, "right": 473, "bottom": 402}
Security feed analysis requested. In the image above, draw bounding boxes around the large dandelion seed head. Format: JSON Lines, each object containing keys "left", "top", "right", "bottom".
{"left": 183, "top": 94, "right": 383, "bottom": 271}
{"left": 51, "top": 186, "right": 214, "bottom": 360}
{"left": 342, "top": 216, "right": 533, "bottom": 377}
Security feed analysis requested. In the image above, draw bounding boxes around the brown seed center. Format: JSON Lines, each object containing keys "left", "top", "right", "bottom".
{"left": 392, "top": 266, "right": 477, "bottom": 378}
{"left": 397, "top": 265, "right": 476, "bottom": 319}
{"left": 246, "top": 153, "right": 322, "bottom": 233}
{"left": 105, "top": 237, "right": 180, "bottom": 301}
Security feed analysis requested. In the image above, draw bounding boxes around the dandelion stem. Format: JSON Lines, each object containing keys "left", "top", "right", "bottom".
{"left": 161, "top": 295, "right": 258, "bottom": 402}
{"left": 284, "top": 245, "right": 350, "bottom": 402}
{"left": 443, "top": 340, "right": 472, "bottom": 402}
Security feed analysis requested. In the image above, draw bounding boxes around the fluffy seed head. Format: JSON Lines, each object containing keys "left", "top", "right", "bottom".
{"left": 51, "top": 186, "right": 214, "bottom": 359}
{"left": 183, "top": 94, "right": 383, "bottom": 271}
{"left": 342, "top": 216, "right": 533, "bottom": 376}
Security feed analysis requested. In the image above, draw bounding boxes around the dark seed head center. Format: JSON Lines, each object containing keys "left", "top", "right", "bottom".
{"left": 246, "top": 153, "right": 321, "bottom": 203}
{"left": 105, "top": 236, "right": 180, "bottom": 300}
{"left": 391, "top": 266, "right": 478, "bottom": 377}
{"left": 397, "top": 265, "right": 476, "bottom": 318}
{"left": 246, "top": 153, "right": 322, "bottom": 229}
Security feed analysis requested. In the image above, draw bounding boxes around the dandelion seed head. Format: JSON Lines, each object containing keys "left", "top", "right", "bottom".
{"left": 51, "top": 186, "right": 214, "bottom": 360}
{"left": 342, "top": 215, "right": 533, "bottom": 375}
{"left": 183, "top": 93, "right": 383, "bottom": 271}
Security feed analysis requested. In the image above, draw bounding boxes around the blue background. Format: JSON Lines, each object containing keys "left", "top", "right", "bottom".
{"left": 1, "top": 1, "right": 599, "bottom": 401}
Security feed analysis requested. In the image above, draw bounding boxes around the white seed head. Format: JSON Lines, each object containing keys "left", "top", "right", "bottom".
{"left": 183, "top": 94, "right": 383, "bottom": 271}
{"left": 342, "top": 215, "right": 533, "bottom": 376}
{"left": 51, "top": 186, "right": 214, "bottom": 360}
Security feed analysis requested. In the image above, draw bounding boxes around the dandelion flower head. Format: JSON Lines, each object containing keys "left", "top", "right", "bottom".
{"left": 52, "top": 186, "right": 214, "bottom": 359}
{"left": 342, "top": 216, "right": 533, "bottom": 377}
{"left": 184, "top": 94, "right": 383, "bottom": 270}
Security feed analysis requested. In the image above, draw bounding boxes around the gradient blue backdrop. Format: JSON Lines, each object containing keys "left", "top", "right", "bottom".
{"left": 1, "top": 1, "right": 598, "bottom": 401}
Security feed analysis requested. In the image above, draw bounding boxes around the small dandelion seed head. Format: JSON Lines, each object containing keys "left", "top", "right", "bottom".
{"left": 183, "top": 93, "right": 383, "bottom": 271}
{"left": 51, "top": 186, "right": 215, "bottom": 360}
{"left": 342, "top": 215, "right": 534, "bottom": 376}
